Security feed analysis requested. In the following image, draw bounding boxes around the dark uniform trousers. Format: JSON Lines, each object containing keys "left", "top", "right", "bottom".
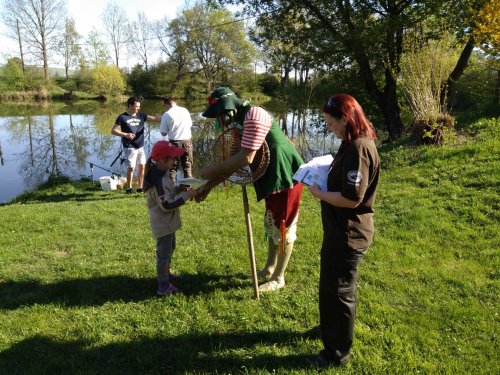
{"left": 319, "top": 244, "right": 367, "bottom": 363}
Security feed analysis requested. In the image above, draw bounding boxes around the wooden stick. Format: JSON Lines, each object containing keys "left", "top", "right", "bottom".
{"left": 242, "top": 184, "right": 259, "bottom": 300}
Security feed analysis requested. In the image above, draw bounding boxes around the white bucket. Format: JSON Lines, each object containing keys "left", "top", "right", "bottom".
{"left": 99, "top": 176, "right": 117, "bottom": 191}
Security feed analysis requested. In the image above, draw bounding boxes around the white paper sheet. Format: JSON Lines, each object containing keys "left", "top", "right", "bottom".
{"left": 293, "top": 154, "right": 333, "bottom": 191}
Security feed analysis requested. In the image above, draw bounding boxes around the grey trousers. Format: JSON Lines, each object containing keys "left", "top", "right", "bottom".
{"left": 156, "top": 233, "right": 176, "bottom": 284}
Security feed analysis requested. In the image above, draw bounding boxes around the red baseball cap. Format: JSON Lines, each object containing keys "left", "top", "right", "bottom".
{"left": 151, "top": 141, "right": 185, "bottom": 161}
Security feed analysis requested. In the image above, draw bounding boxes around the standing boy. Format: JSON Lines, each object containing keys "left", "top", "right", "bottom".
{"left": 112, "top": 97, "right": 161, "bottom": 193}
{"left": 144, "top": 141, "right": 197, "bottom": 295}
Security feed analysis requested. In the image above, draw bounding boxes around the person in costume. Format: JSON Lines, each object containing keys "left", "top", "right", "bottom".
{"left": 143, "top": 141, "right": 198, "bottom": 296}
{"left": 196, "top": 87, "right": 304, "bottom": 292}
{"left": 307, "top": 94, "right": 380, "bottom": 367}
{"left": 112, "top": 97, "right": 161, "bottom": 194}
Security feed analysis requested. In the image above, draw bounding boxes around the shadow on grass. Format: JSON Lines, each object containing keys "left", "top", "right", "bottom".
{"left": 0, "top": 330, "right": 316, "bottom": 373}
{"left": 9, "top": 188, "right": 138, "bottom": 205}
{"left": 0, "top": 273, "right": 252, "bottom": 309}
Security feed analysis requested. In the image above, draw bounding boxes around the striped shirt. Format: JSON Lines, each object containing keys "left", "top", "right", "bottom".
{"left": 241, "top": 107, "right": 273, "bottom": 150}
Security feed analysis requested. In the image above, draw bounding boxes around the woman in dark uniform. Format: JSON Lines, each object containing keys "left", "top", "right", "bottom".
{"left": 307, "top": 94, "right": 380, "bottom": 367}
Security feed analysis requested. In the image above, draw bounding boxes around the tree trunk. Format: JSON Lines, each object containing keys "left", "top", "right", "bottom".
{"left": 494, "top": 69, "right": 500, "bottom": 106}
{"left": 281, "top": 64, "right": 290, "bottom": 88}
{"left": 42, "top": 36, "right": 49, "bottom": 79}
{"left": 300, "top": 0, "right": 404, "bottom": 140}
{"left": 356, "top": 57, "right": 404, "bottom": 140}
{"left": 16, "top": 19, "right": 25, "bottom": 73}
{"left": 377, "top": 88, "right": 404, "bottom": 141}
{"left": 441, "top": 37, "right": 475, "bottom": 107}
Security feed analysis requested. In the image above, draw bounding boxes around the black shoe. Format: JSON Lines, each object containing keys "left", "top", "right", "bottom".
{"left": 307, "top": 353, "right": 333, "bottom": 368}
{"left": 126, "top": 188, "right": 134, "bottom": 194}
{"left": 136, "top": 187, "right": 143, "bottom": 193}
{"left": 307, "top": 352, "right": 349, "bottom": 367}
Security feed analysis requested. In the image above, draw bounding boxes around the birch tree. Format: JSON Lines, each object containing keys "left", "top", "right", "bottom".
{"left": 59, "top": 17, "right": 81, "bottom": 79}
{"left": 1, "top": 0, "right": 66, "bottom": 79}
{"left": 101, "top": 1, "right": 130, "bottom": 68}
{"left": 129, "top": 11, "right": 153, "bottom": 71}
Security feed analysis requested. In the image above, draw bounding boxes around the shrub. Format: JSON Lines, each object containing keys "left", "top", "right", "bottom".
{"left": 89, "top": 65, "right": 126, "bottom": 97}
{"left": 399, "top": 30, "right": 460, "bottom": 144}
{"left": 412, "top": 114, "right": 455, "bottom": 145}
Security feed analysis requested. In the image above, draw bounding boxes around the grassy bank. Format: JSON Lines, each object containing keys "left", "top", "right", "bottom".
{"left": 0, "top": 118, "right": 498, "bottom": 374}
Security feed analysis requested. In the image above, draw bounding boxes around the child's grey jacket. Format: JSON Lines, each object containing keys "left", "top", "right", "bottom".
{"left": 146, "top": 174, "right": 189, "bottom": 239}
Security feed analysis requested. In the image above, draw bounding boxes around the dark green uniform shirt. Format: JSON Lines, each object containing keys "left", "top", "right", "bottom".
{"left": 321, "top": 138, "right": 380, "bottom": 249}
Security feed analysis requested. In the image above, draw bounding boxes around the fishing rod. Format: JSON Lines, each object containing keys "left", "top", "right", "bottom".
{"left": 110, "top": 149, "right": 126, "bottom": 167}
{"left": 87, "top": 161, "right": 122, "bottom": 181}
{"left": 110, "top": 126, "right": 146, "bottom": 167}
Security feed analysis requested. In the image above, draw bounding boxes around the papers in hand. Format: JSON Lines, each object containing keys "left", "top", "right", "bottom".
{"left": 176, "top": 177, "right": 206, "bottom": 188}
{"left": 293, "top": 154, "right": 333, "bottom": 191}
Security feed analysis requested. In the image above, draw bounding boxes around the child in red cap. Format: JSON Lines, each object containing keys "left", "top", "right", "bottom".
{"left": 144, "top": 141, "right": 197, "bottom": 296}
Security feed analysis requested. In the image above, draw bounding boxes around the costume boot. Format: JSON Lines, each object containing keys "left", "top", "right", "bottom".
{"left": 259, "top": 241, "right": 294, "bottom": 292}
{"left": 257, "top": 239, "right": 278, "bottom": 280}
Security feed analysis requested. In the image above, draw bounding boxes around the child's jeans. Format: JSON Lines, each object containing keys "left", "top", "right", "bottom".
{"left": 156, "top": 233, "right": 176, "bottom": 284}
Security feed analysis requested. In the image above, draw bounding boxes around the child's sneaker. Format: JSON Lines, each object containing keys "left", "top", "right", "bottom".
{"left": 157, "top": 282, "right": 179, "bottom": 296}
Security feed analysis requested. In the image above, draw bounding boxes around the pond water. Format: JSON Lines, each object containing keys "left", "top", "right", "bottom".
{"left": 0, "top": 100, "right": 339, "bottom": 203}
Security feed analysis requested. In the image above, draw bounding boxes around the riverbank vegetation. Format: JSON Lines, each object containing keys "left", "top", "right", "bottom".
{"left": 0, "top": 116, "right": 498, "bottom": 373}
{"left": 1, "top": 1, "right": 498, "bottom": 143}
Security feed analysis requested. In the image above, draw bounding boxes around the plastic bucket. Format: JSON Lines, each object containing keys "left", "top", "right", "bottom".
{"left": 99, "top": 176, "right": 117, "bottom": 191}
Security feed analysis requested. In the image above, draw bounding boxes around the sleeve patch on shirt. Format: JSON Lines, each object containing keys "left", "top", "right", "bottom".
{"left": 347, "top": 170, "right": 363, "bottom": 185}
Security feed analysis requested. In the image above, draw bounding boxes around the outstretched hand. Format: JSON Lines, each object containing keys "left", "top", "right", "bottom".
{"left": 186, "top": 188, "right": 198, "bottom": 200}
{"left": 195, "top": 184, "right": 211, "bottom": 203}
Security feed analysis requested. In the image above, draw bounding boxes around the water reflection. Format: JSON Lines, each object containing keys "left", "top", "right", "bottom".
{"left": 0, "top": 101, "right": 339, "bottom": 203}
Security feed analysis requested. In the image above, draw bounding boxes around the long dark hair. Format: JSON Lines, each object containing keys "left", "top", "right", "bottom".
{"left": 323, "top": 94, "right": 376, "bottom": 144}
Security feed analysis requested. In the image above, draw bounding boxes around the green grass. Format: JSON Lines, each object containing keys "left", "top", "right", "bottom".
{"left": 1, "top": 118, "right": 499, "bottom": 374}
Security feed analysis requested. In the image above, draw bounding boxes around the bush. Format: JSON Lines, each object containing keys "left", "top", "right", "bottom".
{"left": 412, "top": 114, "right": 455, "bottom": 145}
{"left": 90, "top": 65, "right": 126, "bottom": 97}
{"left": 0, "top": 58, "right": 25, "bottom": 91}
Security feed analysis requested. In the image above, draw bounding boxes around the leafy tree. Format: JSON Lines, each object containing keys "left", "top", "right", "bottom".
{"left": 85, "top": 31, "right": 111, "bottom": 68}
{"left": 59, "top": 17, "right": 81, "bottom": 79}
{"left": 0, "top": 57, "right": 25, "bottom": 90}
{"left": 450, "top": 51, "right": 500, "bottom": 117}
{"left": 250, "top": 11, "right": 316, "bottom": 92}
{"left": 101, "top": 1, "right": 130, "bottom": 68}
{"left": 174, "top": 2, "right": 255, "bottom": 94}
{"left": 1, "top": 0, "right": 66, "bottom": 79}
{"left": 128, "top": 64, "right": 155, "bottom": 97}
{"left": 151, "top": 15, "right": 197, "bottom": 92}
{"left": 258, "top": 73, "right": 281, "bottom": 96}
{"left": 216, "top": 0, "right": 489, "bottom": 140}
{"left": 89, "top": 65, "right": 126, "bottom": 97}
{"left": 472, "top": 0, "right": 500, "bottom": 105}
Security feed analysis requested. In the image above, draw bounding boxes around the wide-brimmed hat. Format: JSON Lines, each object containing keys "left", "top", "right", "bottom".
{"left": 202, "top": 87, "right": 247, "bottom": 118}
{"left": 151, "top": 141, "right": 185, "bottom": 161}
